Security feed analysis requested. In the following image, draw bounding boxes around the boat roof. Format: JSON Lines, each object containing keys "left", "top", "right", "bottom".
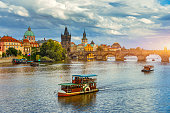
{"left": 58, "top": 83, "right": 78, "bottom": 86}
{"left": 72, "top": 74, "right": 97, "bottom": 77}
{"left": 144, "top": 65, "right": 154, "bottom": 68}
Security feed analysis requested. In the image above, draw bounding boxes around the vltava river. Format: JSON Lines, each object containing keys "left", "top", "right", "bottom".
{"left": 0, "top": 58, "right": 170, "bottom": 112}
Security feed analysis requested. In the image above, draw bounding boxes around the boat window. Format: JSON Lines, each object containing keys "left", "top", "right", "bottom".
{"left": 73, "top": 77, "right": 75, "bottom": 80}
{"left": 71, "top": 86, "right": 73, "bottom": 89}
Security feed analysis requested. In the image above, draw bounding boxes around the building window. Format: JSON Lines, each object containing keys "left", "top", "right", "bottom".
{"left": 6, "top": 46, "right": 7, "bottom": 48}
{"left": 17, "top": 46, "right": 18, "bottom": 48}
{"left": 9, "top": 43, "right": 10, "bottom": 45}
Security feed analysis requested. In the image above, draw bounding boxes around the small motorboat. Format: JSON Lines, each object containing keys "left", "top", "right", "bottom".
{"left": 152, "top": 59, "right": 155, "bottom": 61}
{"left": 30, "top": 62, "right": 39, "bottom": 67}
{"left": 141, "top": 65, "right": 154, "bottom": 72}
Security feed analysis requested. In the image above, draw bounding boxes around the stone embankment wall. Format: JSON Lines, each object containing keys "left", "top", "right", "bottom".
{"left": 0, "top": 57, "right": 17, "bottom": 63}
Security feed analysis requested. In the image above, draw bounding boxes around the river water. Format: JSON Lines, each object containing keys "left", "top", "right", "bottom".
{"left": 0, "top": 57, "right": 170, "bottom": 112}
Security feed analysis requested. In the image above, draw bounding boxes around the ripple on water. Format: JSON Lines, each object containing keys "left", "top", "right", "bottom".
{"left": 0, "top": 61, "right": 170, "bottom": 112}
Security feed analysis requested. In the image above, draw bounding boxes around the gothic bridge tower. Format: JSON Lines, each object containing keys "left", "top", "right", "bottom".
{"left": 61, "top": 27, "right": 71, "bottom": 52}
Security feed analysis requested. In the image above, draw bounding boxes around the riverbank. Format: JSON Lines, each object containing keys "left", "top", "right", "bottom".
{"left": 0, "top": 57, "right": 16, "bottom": 64}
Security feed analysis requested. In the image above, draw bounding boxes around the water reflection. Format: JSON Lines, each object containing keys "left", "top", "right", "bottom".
{"left": 58, "top": 92, "right": 96, "bottom": 109}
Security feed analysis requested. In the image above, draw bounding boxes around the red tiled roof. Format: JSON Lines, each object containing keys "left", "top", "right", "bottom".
{"left": 71, "top": 42, "right": 75, "bottom": 44}
{"left": 0, "top": 36, "right": 22, "bottom": 44}
{"left": 101, "top": 44, "right": 107, "bottom": 47}
{"left": 30, "top": 41, "right": 39, "bottom": 44}
{"left": 78, "top": 44, "right": 84, "bottom": 46}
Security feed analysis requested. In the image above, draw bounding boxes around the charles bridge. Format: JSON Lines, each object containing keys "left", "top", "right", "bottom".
{"left": 69, "top": 49, "right": 170, "bottom": 62}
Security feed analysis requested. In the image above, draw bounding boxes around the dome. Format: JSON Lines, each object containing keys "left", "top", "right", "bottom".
{"left": 23, "top": 39, "right": 29, "bottom": 43}
{"left": 112, "top": 42, "right": 121, "bottom": 48}
{"left": 24, "top": 31, "right": 34, "bottom": 36}
{"left": 24, "top": 26, "right": 35, "bottom": 36}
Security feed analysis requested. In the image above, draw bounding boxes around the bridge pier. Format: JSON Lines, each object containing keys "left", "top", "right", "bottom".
{"left": 161, "top": 55, "right": 169, "bottom": 62}
{"left": 137, "top": 55, "right": 146, "bottom": 61}
{"left": 115, "top": 56, "right": 125, "bottom": 61}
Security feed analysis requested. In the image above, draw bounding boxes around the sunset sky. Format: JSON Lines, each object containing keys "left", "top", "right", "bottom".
{"left": 0, "top": 0, "right": 170, "bottom": 49}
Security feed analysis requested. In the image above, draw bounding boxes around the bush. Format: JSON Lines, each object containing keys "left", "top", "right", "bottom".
{"left": 40, "top": 56, "right": 55, "bottom": 61}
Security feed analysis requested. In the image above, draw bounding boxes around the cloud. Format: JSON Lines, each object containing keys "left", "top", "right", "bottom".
{"left": 0, "top": 1, "right": 29, "bottom": 17}
{"left": 8, "top": 5, "right": 29, "bottom": 17}
{"left": 108, "top": 30, "right": 122, "bottom": 35}
{"left": 72, "top": 36, "right": 81, "bottom": 40}
{"left": 0, "top": 0, "right": 170, "bottom": 49}
{"left": 128, "top": 28, "right": 157, "bottom": 38}
{"left": 139, "top": 18, "right": 154, "bottom": 24}
{"left": 0, "top": 1, "right": 7, "bottom": 8}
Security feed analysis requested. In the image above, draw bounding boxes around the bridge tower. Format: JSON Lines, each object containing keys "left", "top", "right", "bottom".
{"left": 61, "top": 27, "right": 71, "bottom": 52}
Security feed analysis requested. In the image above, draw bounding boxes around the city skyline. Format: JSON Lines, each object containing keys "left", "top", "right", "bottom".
{"left": 0, "top": 0, "right": 170, "bottom": 49}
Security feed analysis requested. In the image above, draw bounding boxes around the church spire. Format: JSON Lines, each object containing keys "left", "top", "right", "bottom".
{"left": 83, "top": 29, "right": 86, "bottom": 39}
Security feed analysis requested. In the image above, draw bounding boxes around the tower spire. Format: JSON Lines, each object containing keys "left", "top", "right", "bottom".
{"left": 28, "top": 26, "right": 31, "bottom": 31}
{"left": 64, "top": 26, "right": 69, "bottom": 35}
{"left": 83, "top": 28, "right": 86, "bottom": 39}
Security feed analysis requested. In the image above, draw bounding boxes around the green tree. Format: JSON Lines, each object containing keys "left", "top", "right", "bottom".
{"left": 18, "top": 50, "right": 22, "bottom": 56}
{"left": 6, "top": 48, "right": 18, "bottom": 56}
{"left": 40, "top": 39, "right": 66, "bottom": 61}
{"left": 2, "top": 52, "right": 6, "bottom": 57}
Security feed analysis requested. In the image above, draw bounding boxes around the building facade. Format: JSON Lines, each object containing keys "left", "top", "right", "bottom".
{"left": 61, "top": 27, "right": 71, "bottom": 52}
{"left": 77, "top": 44, "right": 84, "bottom": 52}
{"left": 90, "top": 40, "right": 97, "bottom": 51}
{"left": 22, "top": 27, "right": 39, "bottom": 55}
{"left": 22, "top": 39, "right": 31, "bottom": 55}
{"left": 0, "top": 27, "right": 39, "bottom": 56}
{"left": 0, "top": 36, "right": 22, "bottom": 54}
{"left": 84, "top": 44, "right": 93, "bottom": 52}
{"left": 70, "top": 42, "right": 77, "bottom": 52}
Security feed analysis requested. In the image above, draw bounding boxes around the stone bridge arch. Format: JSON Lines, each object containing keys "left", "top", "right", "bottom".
{"left": 102, "top": 53, "right": 116, "bottom": 61}
{"left": 147, "top": 53, "right": 169, "bottom": 62}
{"left": 123, "top": 53, "right": 138, "bottom": 61}
{"left": 146, "top": 54, "right": 161, "bottom": 62}
{"left": 69, "top": 53, "right": 78, "bottom": 59}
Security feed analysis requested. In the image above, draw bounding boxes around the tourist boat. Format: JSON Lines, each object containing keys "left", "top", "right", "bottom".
{"left": 12, "top": 58, "right": 27, "bottom": 64}
{"left": 141, "top": 65, "right": 154, "bottom": 72}
{"left": 58, "top": 74, "right": 99, "bottom": 97}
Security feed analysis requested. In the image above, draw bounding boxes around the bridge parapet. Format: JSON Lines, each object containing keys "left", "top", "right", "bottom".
{"left": 69, "top": 49, "right": 170, "bottom": 62}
